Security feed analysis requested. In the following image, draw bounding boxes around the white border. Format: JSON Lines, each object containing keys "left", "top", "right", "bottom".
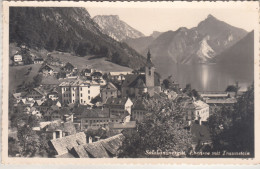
{"left": 2, "top": 1, "right": 260, "bottom": 165}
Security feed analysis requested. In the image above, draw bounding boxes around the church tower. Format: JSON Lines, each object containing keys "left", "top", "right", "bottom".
{"left": 145, "top": 49, "right": 155, "bottom": 96}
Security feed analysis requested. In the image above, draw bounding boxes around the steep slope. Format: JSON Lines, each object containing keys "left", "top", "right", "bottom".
{"left": 93, "top": 15, "right": 144, "bottom": 41}
{"left": 124, "top": 36, "right": 155, "bottom": 54}
{"left": 9, "top": 7, "right": 146, "bottom": 69}
{"left": 216, "top": 31, "right": 254, "bottom": 65}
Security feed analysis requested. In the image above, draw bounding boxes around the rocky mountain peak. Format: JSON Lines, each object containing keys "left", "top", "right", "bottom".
{"left": 93, "top": 15, "right": 144, "bottom": 41}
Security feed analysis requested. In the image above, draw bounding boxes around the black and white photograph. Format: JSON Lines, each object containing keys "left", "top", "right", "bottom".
{"left": 2, "top": 1, "right": 259, "bottom": 163}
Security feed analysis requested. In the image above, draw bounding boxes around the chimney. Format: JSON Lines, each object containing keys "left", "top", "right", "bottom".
{"left": 89, "top": 136, "right": 93, "bottom": 143}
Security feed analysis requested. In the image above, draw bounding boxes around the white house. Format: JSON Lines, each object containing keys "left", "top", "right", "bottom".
{"left": 60, "top": 80, "right": 100, "bottom": 105}
{"left": 109, "top": 71, "right": 132, "bottom": 81}
{"left": 193, "top": 100, "right": 210, "bottom": 124}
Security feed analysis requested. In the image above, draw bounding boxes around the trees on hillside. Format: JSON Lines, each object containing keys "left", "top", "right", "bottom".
{"left": 208, "top": 84, "right": 254, "bottom": 157}
{"left": 118, "top": 96, "right": 192, "bottom": 158}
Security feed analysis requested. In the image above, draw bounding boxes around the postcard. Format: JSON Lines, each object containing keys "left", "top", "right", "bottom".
{"left": 1, "top": 1, "right": 260, "bottom": 165}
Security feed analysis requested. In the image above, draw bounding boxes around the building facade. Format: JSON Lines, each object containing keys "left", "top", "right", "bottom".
{"left": 60, "top": 80, "right": 100, "bottom": 105}
{"left": 100, "top": 82, "right": 118, "bottom": 102}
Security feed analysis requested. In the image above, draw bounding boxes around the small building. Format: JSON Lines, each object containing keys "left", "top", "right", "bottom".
{"left": 105, "top": 97, "right": 133, "bottom": 115}
{"left": 61, "top": 62, "right": 75, "bottom": 72}
{"left": 49, "top": 132, "right": 86, "bottom": 157}
{"left": 25, "top": 88, "right": 46, "bottom": 100}
{"left": 39, "top": 64, "right": 58, "bottom": 76}
{"left": 34, "top": 58, "right": 44, "bottom": 64}
{"left": 100, "top": 82, "right": 118, "bottom": 103}
{"left": 13, "top": 54, "right": 24, "bottom": 65}
{"left": 108, "top": 71, "right": 132, "bottom": 81}
{"left": 132, "top": 98, "right": 148, "bottom": 122}
{"left": 181, "top": 99, "right": 209, "bottom": 125}
{"left": 91, "top": 72, "right": 103, "bottom": 81}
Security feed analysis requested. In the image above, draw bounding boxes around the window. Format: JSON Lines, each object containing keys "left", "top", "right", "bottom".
{"left": 88, "top": 86, "right": 90, "bottom": 88}
{"left": 88, "top": 90, "right": 90, "bottom": 94}
{"left": 73, "top": 94, "right": 74, "bottom": 97}
{"left": 81, "top": 93, "right": 83, "bottom": 97}
{"left": 88, "top": 96, "right": 90, "bottom": 100}
{"left": 81, "top": 99, "right": 83, "bottom": 103}
{"left": 111, "top": 92, "right": 113, "bottom": 95}
{"left": 80, "top": 87, "right": 82, "bottom": 91}
{"left": 85, "top": 120, "right": 88, "bottom": 123}
{"left": 93, "top": 120, "right": 95, "bottom": 122}
{"left": 97, "top": 120, "right": 99, "bottom": 122}
{"left": 106, "top": 92, "right": 107, "bottom": 95}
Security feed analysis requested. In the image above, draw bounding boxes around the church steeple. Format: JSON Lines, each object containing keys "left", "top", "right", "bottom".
{"left": 146, "top": 49, "right": 154, "bottom": 67}
{"left": 145, "top": 49, "right": 155, "bottom": 96}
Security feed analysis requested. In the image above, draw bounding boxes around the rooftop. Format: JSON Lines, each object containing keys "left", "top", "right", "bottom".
{"left": 71, "top": 134, "right": 124, "bottom": 158}
{"left": 50, "top": 132, "right": 86, "bottom": 155}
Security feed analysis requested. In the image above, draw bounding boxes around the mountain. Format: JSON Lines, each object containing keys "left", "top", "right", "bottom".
{"left": 124, "top": 36, "right": 155, "bottom": 54}
{"left": 93, "top": 15, "right": 144, "bottom": 41}
{"left": 125, "top": 14, "right": 248, "bottom": 66}
{"left": 216, "top": 31, "right": 254, "bottom": 66}
{"left": 9, "top": 7, "right": 146, "bottom": 69}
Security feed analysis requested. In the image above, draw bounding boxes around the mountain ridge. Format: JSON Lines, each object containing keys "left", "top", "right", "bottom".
{"left": 93, "top": 15, "right": 145, "bottom": 41}
{"left": 9, "top": 7, "right": 146, "bottom": 69}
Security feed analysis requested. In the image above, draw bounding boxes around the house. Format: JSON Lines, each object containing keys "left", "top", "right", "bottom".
{"left": 199, "top": 91, "right": 237, "bottom": 114}
{"left": 34, "top": 58, "right": 44, "bottom": 64}
{"left": 25, "top": 88, "right": 46, "bottom": 100}
{"left": 49, "top": 133, "right": 124, "bottom": 158}
{"left": 39, "top": 64, "right": 58, "bottom": 76}
{"left": 13, "top": 54, "right": 23, "bottom": 65}
{"left": 91, "top": 71, "right": 103, "bottom": 81}
{"left": 21, "top": 98, "right": 35, "bottom": 107}
{"left": 61, "top": 62, "right": 75, "bottom": 72}
{"left": 108, "top": 71, "right": 132, "bottom": 81}
{"left": 100, "top": 82, "right": 118, "bottom": 103}
{"left": 105, "top": 97, "right": 133, "bottom": 115}
{"left": 108, "top": 121, "right": 136, "bottom": 136}
{"left": 121, "top": 50, "right": 160, "bottom": 97}
{"left": 181, "top": 100, "right": 209, "bottom": 125}
{"left": 71, "top": 133, "right": 124, "bottom": 158}
{"left": 47, "top": 89, "right": 59, "bottom": 101}
{"left": 59, "top": 80, "right": 100, "bottom": 105}
{"left": 82, "top": 68, "right": 94, "bottom": 77}
{"left": 131, "top": 98, "right": 148, "bottom": 122}
{"left": 49, "top": 132, "right": 87, "bottom": 157}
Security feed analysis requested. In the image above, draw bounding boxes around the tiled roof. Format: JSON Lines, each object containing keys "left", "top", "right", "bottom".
{"left": 50, "top": 132, "right": 86, "bottom": 155}
{"left": 101, "top": 82, "right": 117, "bottom": 91}
{"left": 205, "top": 98, "right": 237, "bottom": 104}
{"left": 193, "top": 100, "right": 209, "bottom": 110}
{"left": 108, "top": 121, "right": 136, "bottom": 129}
{"left": 74, "top": 107, "right": 110, "bottom": 118}
{"left": 83, "top": 141, "right": 109, "bottom": 158}
{"left": 92, "top": 72, "right": 102, "bottom": 77}
{"left": 71, "top": 134, "right": 124, "bottom": 158}
{"left": 122, "top": 74, "right": 145, "bottom": 88}
{"left": 105, "top": 97, "right": 129, "bottom": 106}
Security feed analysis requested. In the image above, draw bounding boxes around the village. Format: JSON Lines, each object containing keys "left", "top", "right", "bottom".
{"left": 9, "top": 45, "right": 239, "bottom": 158}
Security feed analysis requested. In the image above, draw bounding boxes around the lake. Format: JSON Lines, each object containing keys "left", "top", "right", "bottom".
{"left": 159, "top": 63, "right": 254, "bottom": 92}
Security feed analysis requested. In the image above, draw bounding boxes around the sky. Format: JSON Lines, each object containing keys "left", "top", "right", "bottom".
{"left": 87, "top": 6, "right": 257, "bottom": 36}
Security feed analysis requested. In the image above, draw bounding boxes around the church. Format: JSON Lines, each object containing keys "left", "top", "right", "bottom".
{"left": 121, "top": 50, "right": 161, "bottom": 97}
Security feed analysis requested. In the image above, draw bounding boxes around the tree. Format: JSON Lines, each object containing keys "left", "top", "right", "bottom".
{"left": 16, "top": 114, "right": 41, "bottom": 157}
{"left": 118, "top": 96, "right": 192, "bottom": 158}
{"left": 208, "top": 84, "right": 254, "bottom": 157}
